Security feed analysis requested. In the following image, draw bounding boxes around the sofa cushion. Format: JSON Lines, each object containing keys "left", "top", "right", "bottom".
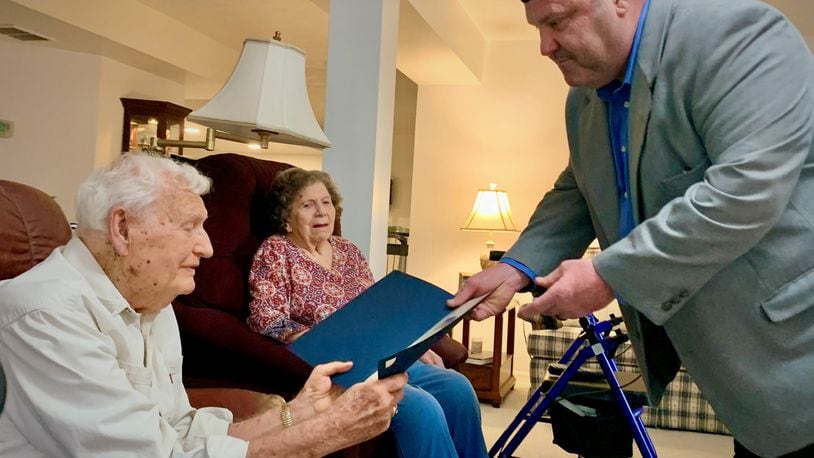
{"left": 527, "top": 325, "right": 730, "bottom": 435}
{"left": 528, "top": 326, "right": 639, "bottom": 369}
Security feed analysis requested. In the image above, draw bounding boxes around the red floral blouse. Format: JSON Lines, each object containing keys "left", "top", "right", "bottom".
{"left": 247, "top": 235, "right": 374, "bottom": 341}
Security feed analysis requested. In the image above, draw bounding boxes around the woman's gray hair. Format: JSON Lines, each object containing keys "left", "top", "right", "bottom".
{"left": 261, "top": 167, "right": 343, "bottom": 236}
{"left": 75, "top": 153, "right": 211, "bottom": 235}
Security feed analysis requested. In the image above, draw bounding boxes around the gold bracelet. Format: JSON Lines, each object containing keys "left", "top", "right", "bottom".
{"left": 280, "top": 401, "right": 294, "bottom": 428}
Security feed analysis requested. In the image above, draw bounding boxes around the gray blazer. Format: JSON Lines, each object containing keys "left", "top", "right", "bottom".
{"left": 506, "top": 0, "right": 814, "bottom": 455}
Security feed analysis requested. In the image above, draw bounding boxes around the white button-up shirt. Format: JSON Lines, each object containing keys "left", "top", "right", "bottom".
{"left": 0, "top": 237, "right": 248, "bottom": 457}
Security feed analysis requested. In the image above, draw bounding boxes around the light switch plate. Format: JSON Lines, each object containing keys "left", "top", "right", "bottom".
{"left": 0, "top": 119, "right": 13, "bottom": 138}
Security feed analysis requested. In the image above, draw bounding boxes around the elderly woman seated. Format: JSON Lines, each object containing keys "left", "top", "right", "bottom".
{"left": 247, "top": 168, "right": 487, "bottom": 458}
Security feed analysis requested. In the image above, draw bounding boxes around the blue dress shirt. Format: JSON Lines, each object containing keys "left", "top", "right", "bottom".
{"left": 503, "top": 0, "right": 651, "bottom": 287}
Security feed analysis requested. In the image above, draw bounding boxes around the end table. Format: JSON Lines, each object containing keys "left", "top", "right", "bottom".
{"left": 457, "top": 273, "right": 516, "bottom": 407}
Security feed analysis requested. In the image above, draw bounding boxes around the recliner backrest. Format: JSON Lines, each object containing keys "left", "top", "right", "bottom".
{"left": 179, "top": 153, "right": 340, "bottom": 320}
{"left": 0, "top": 180, "right": 71, "bottom": 281}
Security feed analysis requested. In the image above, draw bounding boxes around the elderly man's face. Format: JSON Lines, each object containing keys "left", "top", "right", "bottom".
{"left": 525, "top": 0, "right": 636, "bottom": 88}
{"left": 123, "top": 188, "right": 212, "bottom": 314}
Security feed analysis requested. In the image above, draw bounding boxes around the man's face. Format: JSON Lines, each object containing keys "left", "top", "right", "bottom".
{"left": 123, "top": 188, "right": 213, "bottom": 314}
{"left": 525, "top": 0, "right": 635, "bottom": 88}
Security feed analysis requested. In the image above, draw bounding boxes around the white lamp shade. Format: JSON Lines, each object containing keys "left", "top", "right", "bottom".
{"left": 461, "top": 184, "right": 517, "bottom": 232}
{"left": 189, "top": 38, "right": 331, "bottom": 149}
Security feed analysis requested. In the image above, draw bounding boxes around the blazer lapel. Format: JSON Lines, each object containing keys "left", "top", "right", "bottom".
{"left": 627, "top": 0, "right": 670, "bottom": 223}
{"left": 578, "top": 96, "right": 620, "bottom": 242}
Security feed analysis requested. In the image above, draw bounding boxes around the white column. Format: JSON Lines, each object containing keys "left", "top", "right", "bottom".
{"left": 323, "top": 0, "right": 399, "bottom": 279}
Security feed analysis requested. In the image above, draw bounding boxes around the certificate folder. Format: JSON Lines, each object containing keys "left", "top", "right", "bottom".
{"left": 288, "top": 270, "right": 482, "bottom": 388}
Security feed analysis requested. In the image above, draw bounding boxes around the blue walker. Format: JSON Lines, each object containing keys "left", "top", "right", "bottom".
{"left": 489, "top": 314, "right": 657, "bottom": 458}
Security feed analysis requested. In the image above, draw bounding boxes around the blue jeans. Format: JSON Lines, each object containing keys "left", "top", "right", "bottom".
{"left": 390, "top": 361, "right": 487, "bottom": 458}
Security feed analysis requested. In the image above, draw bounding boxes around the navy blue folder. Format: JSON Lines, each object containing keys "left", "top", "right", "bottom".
{"left": 288, "top": 270, "right": 481, "bottom": 387}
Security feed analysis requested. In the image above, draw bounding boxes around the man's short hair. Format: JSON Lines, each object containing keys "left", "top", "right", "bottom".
{"left": 75, "top": 153, "right": 211, "bottom": 235}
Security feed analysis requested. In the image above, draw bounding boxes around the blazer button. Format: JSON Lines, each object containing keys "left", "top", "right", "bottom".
{"left": 661, "top": 301, "right": 673, "bottom": 312}
{"left": 678, "top": 290, "right": 689, "bottom": 298}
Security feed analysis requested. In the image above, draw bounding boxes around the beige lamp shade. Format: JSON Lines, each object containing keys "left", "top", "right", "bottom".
{"left": 461, "top": 183, "right": 517, "bottom": 232}
{"left": 461, "top": 184, "right": 518, "bottom": 269}
{"left": 188, "top": 38, "right": 331, "bottom": 149}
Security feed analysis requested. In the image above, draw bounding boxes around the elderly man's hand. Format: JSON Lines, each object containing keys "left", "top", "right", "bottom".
{"left": 319, "top": 372, "right": 407, "bottom": 450}
{"left": 520, "top": 258, "right": 615, "bottom": 320}
{"left": 294, "top": 361, "right": 351, "bottom": 419}
{"left": 238, "top": 368, "right": 406, "bottom": 457}
{"left": 447, "top": 262, "right": 530, "bottom": 321}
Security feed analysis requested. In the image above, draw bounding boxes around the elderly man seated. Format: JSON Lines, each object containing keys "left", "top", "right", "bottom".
{"left": 0, "top": 153, "right": 406, "bottom": 457}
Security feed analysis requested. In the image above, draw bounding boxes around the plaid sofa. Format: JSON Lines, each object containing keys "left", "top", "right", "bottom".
{"left": 528, "top": 325, "right": 730, "bottom": 435}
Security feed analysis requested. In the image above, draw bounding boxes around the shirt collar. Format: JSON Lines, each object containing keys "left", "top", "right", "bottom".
{"left": 62, "top": 235, "right": 134, "bottom": 316}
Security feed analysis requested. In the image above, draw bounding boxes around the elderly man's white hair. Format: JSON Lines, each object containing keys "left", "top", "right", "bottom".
{"left": 75, "top": 153, "right": 211, "bottom": 236}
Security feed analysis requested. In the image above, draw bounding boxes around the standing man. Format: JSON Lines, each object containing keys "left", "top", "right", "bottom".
{"left": 450, "top": 0, "right": 814, "bottom": 456}
{"left": 0, "top": 153, "right": 405, "bottom": 457}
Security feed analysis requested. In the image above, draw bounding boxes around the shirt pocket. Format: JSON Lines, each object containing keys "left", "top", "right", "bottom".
{"left": 118, "top": 360, "right": 152, "bottom": 396}
{"left": 165, "top": 357, "right": 183, "bottom": 386}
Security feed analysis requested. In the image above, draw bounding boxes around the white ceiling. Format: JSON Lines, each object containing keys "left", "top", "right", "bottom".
{"left": 133, "top": 0, "right": 814, "bottom": 49}
{"left": 134, "top": 0, "right": 814, "bottom": 48}
{"left": 132, "top": 0, "right": 814, "bottom": 102}
{"left": 2, "top": 0, "right": 811, "bottom": 120}
{"left": 134, "top": 0, "right": 534, "bottom": 51}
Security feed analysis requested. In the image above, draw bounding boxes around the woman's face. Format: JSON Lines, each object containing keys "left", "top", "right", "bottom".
{"left": 286, "top": 181, "right": 336, "bottom": 245}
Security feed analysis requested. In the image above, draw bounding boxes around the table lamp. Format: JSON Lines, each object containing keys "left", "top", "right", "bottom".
{"left": 461, "top": 183, "right": 518, "bottom": 269}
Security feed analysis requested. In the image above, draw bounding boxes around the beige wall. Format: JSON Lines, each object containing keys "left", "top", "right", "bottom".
{"left": 0, "top": 40, "right": 320, "bottom": 222}
{"left": 95, "top": 57, "right": 186, "bottom": 168}
{"left": 408, "top": 39, "right": 571, "bottom": 376}
{"left": 0, "top": 41, "right": 100, "bottom": 222}
{"left": 0, "top": 41, "right": 191, "bottom": 221}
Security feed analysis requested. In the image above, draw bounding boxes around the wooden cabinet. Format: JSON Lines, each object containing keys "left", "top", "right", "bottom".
{"left": 120, "top": 98, "right": 192, "bottom": 154}
{"left": 457, "top": 273, "right": 516, "bottom": 407}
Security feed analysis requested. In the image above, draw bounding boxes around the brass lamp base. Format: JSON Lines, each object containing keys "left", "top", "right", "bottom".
{"left": 480, "top": 238, "right": 498, "bottom": 270}
{"left": 480, "top": 254, "right": 498, "bottom": 270}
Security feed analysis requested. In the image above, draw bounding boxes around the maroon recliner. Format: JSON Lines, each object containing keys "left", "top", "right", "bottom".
{"left": 172, "top": 153, "right": 468, "bottom": 457}
{"left": 0, "top": 180, "right": 72, "bottom": 283}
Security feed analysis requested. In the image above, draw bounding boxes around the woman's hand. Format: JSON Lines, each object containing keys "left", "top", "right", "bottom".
{"left": 283, "top": 329, "right": 309, "bottom": 343}
{"left": 418, "top": 349, "right": 445, "bottom": 368}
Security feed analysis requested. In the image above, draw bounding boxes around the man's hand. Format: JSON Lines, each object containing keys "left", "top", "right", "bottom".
{"left": 519, "top": 258, "right": 614, "bottom": 320}
{"left": 418, "top": 349, "right": 444, "bottom": 368}
{"left": 292, "top": 361, "right": 352, "bottom": 419}
{"left": 316, "top": 373, "right": 407, "bottom": 452}
{"left": 240, "top": 369, "right": 407, "bottom": 457}
{"left": 447, "top": 263, "right": 530, "bottom": 321}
